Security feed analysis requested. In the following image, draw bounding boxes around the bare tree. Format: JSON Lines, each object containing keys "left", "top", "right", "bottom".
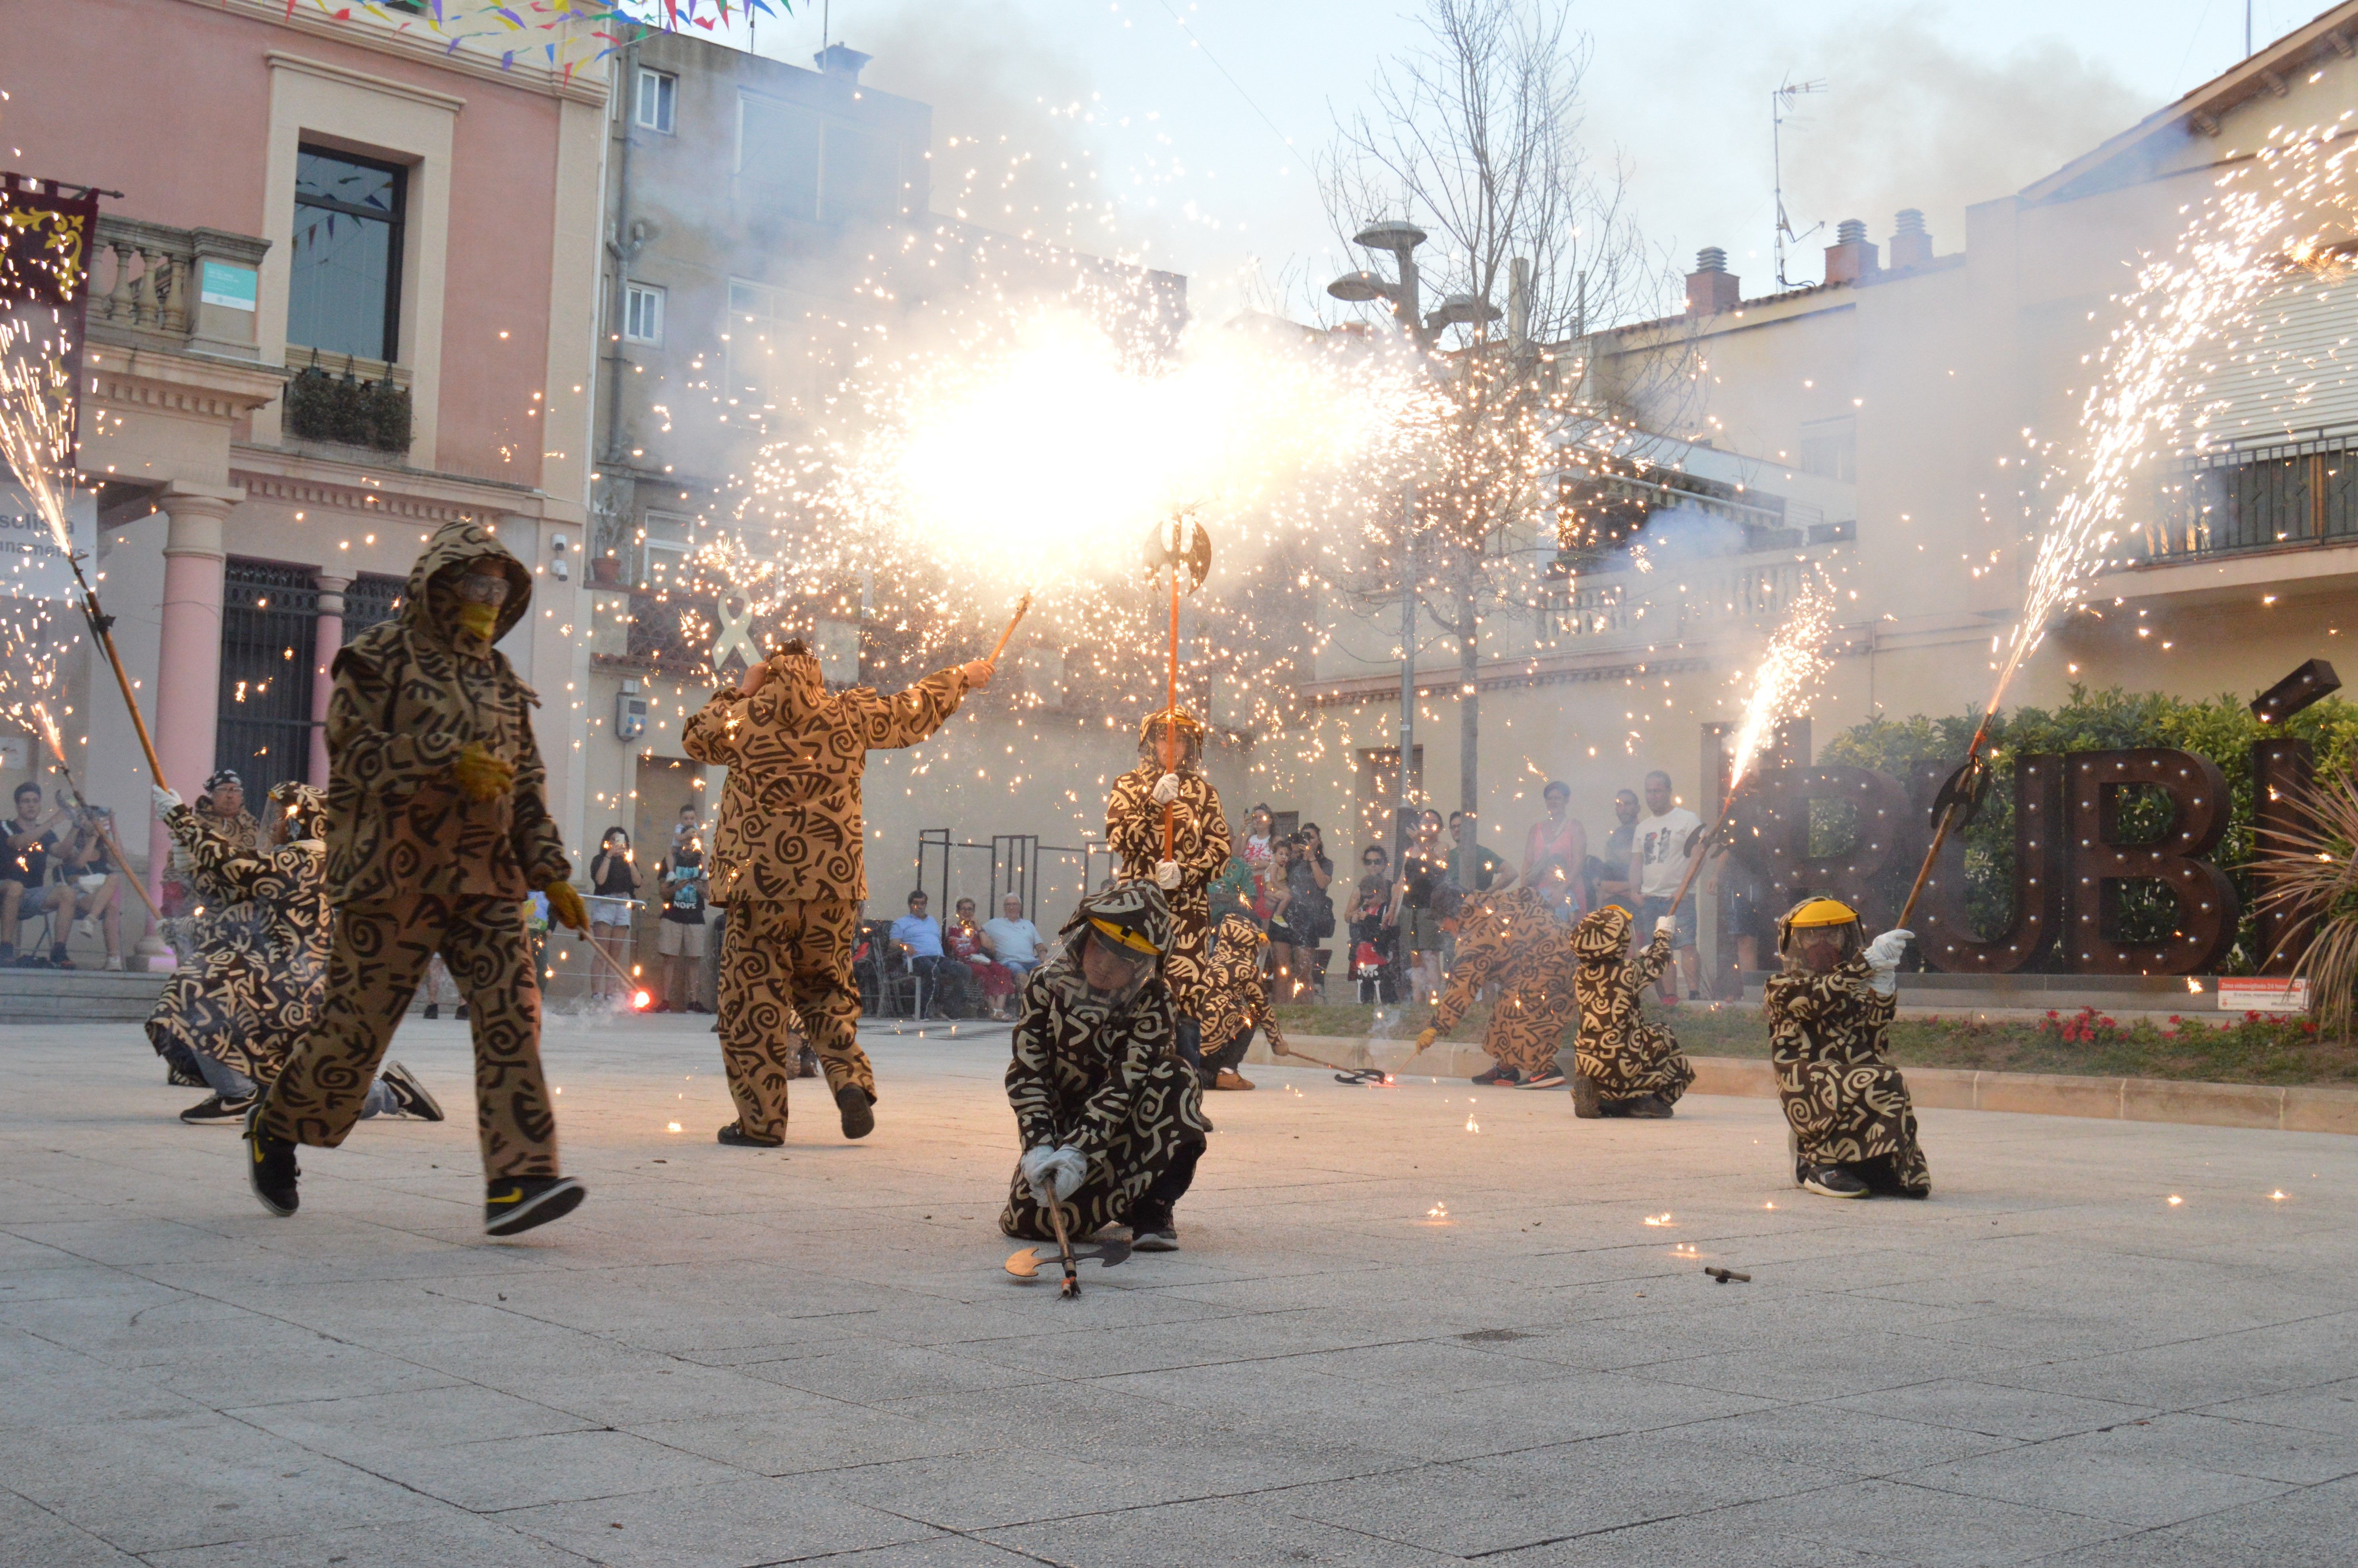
{"left": 1320, "top": 0, "right": 1690, "bottom": 850}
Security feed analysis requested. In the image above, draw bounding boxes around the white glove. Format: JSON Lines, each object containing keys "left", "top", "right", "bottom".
{"left": 1019, "top": 1144, "right": 1058, "bottom": 1204}
{"left": 1864, "top": 929, "right": 1911, "bottom": 996}
{"left": 152, "top": 785, "right": 183, "bottom": 819}
{"left": 1044, "top": 1145, "right": 1086, "bottom": 1200}
{"left": 1655, "top": 915, "right": 1678, "bottom": 937}
{"left": 1150, "top": 771, "right": 1181, "bottom": 806}
{"left": 1154, "top": 859, "right": 1181, "bottom": 890}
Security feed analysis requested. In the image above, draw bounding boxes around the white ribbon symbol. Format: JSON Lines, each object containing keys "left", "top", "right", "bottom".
{"left": 710, "top": 593, "right": 760, "bottom": 676}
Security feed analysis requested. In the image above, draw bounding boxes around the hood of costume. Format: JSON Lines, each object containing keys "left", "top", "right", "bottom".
{"left": 1776, "top": 896, "right": 1864, "bottom": 971}
{"left": 1047, "top": 879, "right": 1172, "bottom": 1010}
{"left": 680, "top": 649, "right": 967, "bottom": 904}
{"left": 1574, "top": 903, "right": 1633, "bottom": 964}
{"left": 322, "top": 519, "right": 568, "bottom": 905}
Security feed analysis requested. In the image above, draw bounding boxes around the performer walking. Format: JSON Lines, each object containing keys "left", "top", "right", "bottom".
{"left": 1764, "top": 898, "right": 1930, "bottom": 1199}
{"left": 1104, "top": 710, "right": 1229, "bottom": 1069}
{"left": 1196, "top": 911, "right": 1287, "bottom": 1090}
{"left": 1564, "top": 905, "right": 1695, "bottom": 1116}
{"left": 148, "top": 781, "right": 439, "bottom": 1127}
{"left": 245, "top": 521, "right": 591, "bottom": 1236}
{"left": 1002, "top": 883, "right": 1210, "bottom": 1252}
{"left": 1414, "top": 887, "right": 1576, "bottom": 1086}
{"left": 682, "top": 639, "right": 988, "bottom": 1145}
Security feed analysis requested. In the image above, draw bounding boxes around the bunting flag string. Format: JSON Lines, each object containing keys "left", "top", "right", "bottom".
{"left": 265, "top": 0, "right": 790, "bottom": 76}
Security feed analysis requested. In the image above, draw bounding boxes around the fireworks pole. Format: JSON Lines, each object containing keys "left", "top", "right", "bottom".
{"left": 987, "top": 592, "right": 1032, "bottom": 666}
{"left": 573, "top": 931, "right": 652, "bottom": 1010}
{"left": 29, "top": 704, "right": 164, "bottom": 928}
{"left": 62, "top": 551, "right": 171, "bottom": 796}
{"left": 1894, "top": 698, "right": 2004, "bottom": 932}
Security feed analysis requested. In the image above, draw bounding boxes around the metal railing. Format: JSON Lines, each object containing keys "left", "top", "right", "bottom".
{"left": 1538, "top": 552, "right": 1826, "bottom": 643}
{"left": 2130, "top": 435, "right": 2358, "bottom": 563}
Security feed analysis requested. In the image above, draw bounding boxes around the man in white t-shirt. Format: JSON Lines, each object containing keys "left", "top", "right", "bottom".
{"left": 1630, "top": 770, "right": 1703, "bottom": 1003}
{"left": 980, "top": 894, "right": 1044, "bottom": 980}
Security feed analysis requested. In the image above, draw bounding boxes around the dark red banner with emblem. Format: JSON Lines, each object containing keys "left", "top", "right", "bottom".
{"left": 0, "top": 173, "right": 101, "bottom": 469}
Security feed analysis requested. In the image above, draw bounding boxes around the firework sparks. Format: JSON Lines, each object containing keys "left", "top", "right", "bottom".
{"left": 1724, "top": 582, "right": 1835, "bottom": 794}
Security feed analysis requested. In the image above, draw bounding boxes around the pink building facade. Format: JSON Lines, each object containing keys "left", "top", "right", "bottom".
{"left": 4, "top": 1, "right": 608, "bottom": 948}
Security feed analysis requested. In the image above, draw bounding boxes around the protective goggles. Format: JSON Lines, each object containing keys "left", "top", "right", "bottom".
{"left": 454, "top": 572, "right": 512, "bottom": 605}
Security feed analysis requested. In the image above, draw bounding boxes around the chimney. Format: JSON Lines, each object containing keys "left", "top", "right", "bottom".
{"left": 1822, "top": 218, "right": 1877, "bottom": 285}
{"left": 1888, "top": 208, "right": 1934, "bottom": 270}
{"left": 1686, "top": 247, "right": 1741, "bottom": 316}
{"left": 813, "top": 42, "right": 872, "bottom": 83}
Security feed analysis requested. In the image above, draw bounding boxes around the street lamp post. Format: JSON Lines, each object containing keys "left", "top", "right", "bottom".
{"left": 1329, "top": 222, "right": 1430, "bottom": 867}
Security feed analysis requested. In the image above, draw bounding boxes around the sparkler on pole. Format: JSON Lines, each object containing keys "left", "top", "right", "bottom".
{"left": 1144, "top": 512, "right": 1212, "bottom": 859}
{"left": 1663, "top": 585, "right": 1836, "bottom": 921}
{"left": 566, "top": 931, "right": 652, "bottom": 1011}
{"left": 987, "top": 592, "right": 1033, "bottom": 665}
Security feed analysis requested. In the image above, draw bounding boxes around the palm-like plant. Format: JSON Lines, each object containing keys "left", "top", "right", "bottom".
{"left": 2254, "top": 770, "right": 2358, "bottom": 1040}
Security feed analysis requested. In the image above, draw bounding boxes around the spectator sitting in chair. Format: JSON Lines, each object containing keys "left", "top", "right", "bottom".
{"left": 949, "top": 896, "right": 1019, "bottom": 1020}
{"left": 981, "top": 894, "right": 1043, "bottom": 981}
{"left": 0, "top": 783, "right": 81, "bottom": 967}
{"left": 60, "top": 803, "right": 131, "bottom": 971}
{"left": 890, "top": 890, "right": 971, "bottom": 1015}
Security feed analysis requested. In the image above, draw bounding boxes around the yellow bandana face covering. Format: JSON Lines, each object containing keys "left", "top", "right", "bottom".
{"left": 456, "top": 602, "right": 501, "bottom": 641}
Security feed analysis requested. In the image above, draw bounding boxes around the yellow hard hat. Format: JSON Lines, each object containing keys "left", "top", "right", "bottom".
{"left": 1088, "top": 916, "right": 1161, "bottom": 957}
{"left": 1785, "top": 898, "right": 1859, "bottom": 929}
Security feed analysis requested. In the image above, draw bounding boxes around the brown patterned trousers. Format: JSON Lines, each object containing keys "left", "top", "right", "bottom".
{"left": 719, "top": 896, "right": 875, "bottom": 1140}
{"left": 259, "top": 894, "right": 558, "bottom": 1180}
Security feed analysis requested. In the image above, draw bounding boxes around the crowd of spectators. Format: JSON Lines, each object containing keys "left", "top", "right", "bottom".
{"left": 3, "top": 780, "right": 135, "bottom": 970}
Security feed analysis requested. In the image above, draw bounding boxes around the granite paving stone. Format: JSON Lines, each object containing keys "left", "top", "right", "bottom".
{"left": 4, "top": 1014, "right": 2355, "bottom": 1565}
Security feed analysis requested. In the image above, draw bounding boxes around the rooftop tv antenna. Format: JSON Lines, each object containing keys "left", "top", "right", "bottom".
{"left": 1772, "top": 77, "right": 1828, "bottom": 290}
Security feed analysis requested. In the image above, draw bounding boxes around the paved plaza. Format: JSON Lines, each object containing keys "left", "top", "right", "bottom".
{"left": 4, "top": 1013, "right": 2356, "bottom": 1567}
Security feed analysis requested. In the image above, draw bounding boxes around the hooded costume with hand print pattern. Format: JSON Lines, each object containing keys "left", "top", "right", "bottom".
{"left": 259, "top": 520, "right": 573, "bottom": 1182}
{"left": 682, "top": 645, "right": 969, "bottom": 1137}
{"left": 1000, "top": 882, "right": 1211, "bottom": 1240}
{"left": 1428, "top": 886, "right": 1577, "bottom": 1080}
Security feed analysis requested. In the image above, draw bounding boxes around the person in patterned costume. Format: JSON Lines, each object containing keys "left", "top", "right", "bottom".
{"left": 1764, "top": 897, "right": 1930, "bottom": 1200}
{"left": 156, "top": 769, "right": 264, "bottom": 983}
{"left": 1196, "top": 911, "right": 1288, "bottom": 1090}
{"left": 1413, "top": 886, "right": 1575, "bottom": 1086}
{"left": 146, "top": 781, "right": 440, "bottom": 1128}
{"left": 1003, "top": 882, "right": 1211, "bottom": 1252}
{"left": 1104, "top": 710, "right": 1229, "bottom": 1069}
{"left": 682, "top": 639, "right": 989, "bottom": 1145}
{"left": 1566, "top": 905, "right": 1695, "bottom": 1117}
{"left": 247, "top": 520, "right": 592, "bottom": 1237}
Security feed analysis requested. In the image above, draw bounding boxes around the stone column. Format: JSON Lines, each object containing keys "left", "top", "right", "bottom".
{"left": 147, "top": 489, "right": 233, "bottom": 921}
{"left": 310, "top": 574, "right": 349, "bottom": 788}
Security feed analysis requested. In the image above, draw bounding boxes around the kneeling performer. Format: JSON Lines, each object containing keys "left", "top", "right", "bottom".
{"left": 1764, "top": 898, "right": 1930, "bottom": 1200}
{"left": 1196, "top": 911, "right": 1285, "bottom": 1090}
{"left": 148, "top": 781, "right": 439, "bottom": 1127}
{"left": 1414, "top": 887, "right": 1574, "bottom": 1086}
{"left": 1568, "top": 906, "right": 1695, "bottom": 1117}
{"left": 1002, "top": 884, "right": 1210, "bottom": 1252}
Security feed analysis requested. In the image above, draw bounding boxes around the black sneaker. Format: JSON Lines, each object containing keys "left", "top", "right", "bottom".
{"left": 1471, "top": 1064, "right": 1522, "bottom": 1086}
{"left": 484, "top": 1175, "right": 586, "bottom": 1236}
{"left": 1571, "top": 1075, "right": 1603, "bottom": 1118}
{"left": 379, "top": 1061, "right": 445, "bottom": 1121}
{"left": 1516, "top": 1068, "right": 1568, "bottom": 1090}
{"left": 455, "top": 1004, "right": 470, "bottom": 1022}
{"left": 243, "top": 1100, "right": 300, "bottom": 1217}
{"left": 717, "top": 1120, "right": 783, "bottom": 1148}
{"left": 1800, "top": 1163, "right": 1871, "bottom": 1199}
{"left": 180, "top": 1093, "right": 254, "bottom": 1124}
{"left": 1130, "top": 1219, "right": 1179, "bottom": 1252}
{"left": 1624, "top": 1094, "right": 1674, "bottom": 1119}
{"left": 423, "top": 1002, "right": 439, "bottom": 1019}
{"left": 836, "top": 1083, "right": 876, "bottom": 1140}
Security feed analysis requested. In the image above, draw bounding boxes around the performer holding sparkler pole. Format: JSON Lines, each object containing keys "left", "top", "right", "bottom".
{"left": 682, "top": 623, "right": 994, "bottom": 1146}
{"left": 1106, "top": 514, "right": 1228, "bottom": 1071}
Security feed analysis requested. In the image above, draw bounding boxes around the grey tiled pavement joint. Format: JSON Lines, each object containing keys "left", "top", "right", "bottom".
{"left": 3, "top": 1015, "right": 2356, "bottom": 1566}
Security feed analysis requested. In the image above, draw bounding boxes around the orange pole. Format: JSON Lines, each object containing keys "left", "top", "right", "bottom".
{"left": 1161, "top": 557, "right": 1179, "bottom": 860}
{"left": 1894, "top": 711, "right": 1998, "bottom": 931}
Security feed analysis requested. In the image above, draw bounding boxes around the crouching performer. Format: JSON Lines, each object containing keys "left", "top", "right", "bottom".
{"left": 1568, "top": 906, "right": 1696, "bottom": 1118}
{"left": 1764, "top": 898, "right": 1930, "bottom": 1200}
{"left": 1105, "top": 711, "right": 1229, "bottom": 1069}
{"left": 1002, "top": 884, "right": 1210, "bottom": 1253}
{"left": 148, "top": 781, "right": 439, "bottom": 1128}
{"left": 1414, "top": 887, "right": 1574, "bottom": 1087}
{"left": 1196, "top": 911, "right": 1289, "bottom": 1090}
{"left": 683, "top": 639, "right": 987, "bottom": 1146}
{"left": 248, "top": 521, "right": 592, "bottom": 1236}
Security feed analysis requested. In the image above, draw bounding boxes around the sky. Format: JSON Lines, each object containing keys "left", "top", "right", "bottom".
{"left": 667, "top": 0, "right": 2322, "bottom": 322}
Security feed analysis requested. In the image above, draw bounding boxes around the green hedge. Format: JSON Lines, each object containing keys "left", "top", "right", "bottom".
{"left": 1819, "top": 685, "right": 2358, "bottom": 971}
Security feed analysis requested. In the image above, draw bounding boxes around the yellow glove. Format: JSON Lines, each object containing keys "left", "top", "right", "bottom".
{"left": 543, "top": 880, "right": 589, "bottom": 934}
{"left": 451, "top": 744, "right": 515, "bottom": 803}
{"left": 1414, "top": 1027, "right": 1438, "bottom": 1052}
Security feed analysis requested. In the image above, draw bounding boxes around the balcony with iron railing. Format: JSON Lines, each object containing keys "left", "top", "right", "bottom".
{"left": 2127, "top": 434, "right": 2358, "bottom": 566}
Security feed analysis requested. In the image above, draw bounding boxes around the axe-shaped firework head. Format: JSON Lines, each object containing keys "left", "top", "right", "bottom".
{"left": 1145, "top": 513, "right": 1212, "bottom": 593}
{"left": 1929, "top": 753, "right": 1996, "bottom": 832}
